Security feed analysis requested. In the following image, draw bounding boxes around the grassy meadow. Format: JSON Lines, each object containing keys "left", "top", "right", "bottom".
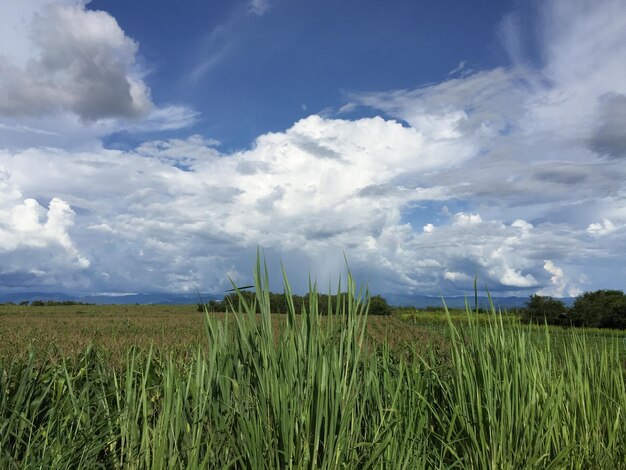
{"left": 1, "top": 263, "right": 625, "bottom": 468}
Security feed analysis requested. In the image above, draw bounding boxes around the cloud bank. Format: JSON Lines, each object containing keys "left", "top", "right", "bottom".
{"left": 0, "top": 0, "right": 624, "bottom": 296}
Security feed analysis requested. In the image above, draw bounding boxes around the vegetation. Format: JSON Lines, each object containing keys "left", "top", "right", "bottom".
{"left": 522, "top": 290, "right": 626, "bottom": 329}
{"left": 200, "top": 291, "right": 392, "bottom": 316}
{"left": 570, "top": 290, "right": 626, "bottom": 329}
{"left": 1, "top": 260, "right": 625, "bottom": 468}
{"left": 521, "top": 294, "right": 569, "bottom": 325}
{"left": 1, "top": 300, "right": 94, "bottom": 307}
{"left": 29, "top": 300, "right": 94, "bottom": 306}
{"left": 0, "top": 304, "right": 430, "bottom": 368}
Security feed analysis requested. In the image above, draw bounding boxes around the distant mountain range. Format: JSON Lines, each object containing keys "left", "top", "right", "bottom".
{"left": 384, "top": 293, "right": 576, "bottom": 310}
{"left": 0, "top": 292, "right": 221, "bottom": 305}
{"left": 0, "top": 291, "right": 576, "bottom": 309}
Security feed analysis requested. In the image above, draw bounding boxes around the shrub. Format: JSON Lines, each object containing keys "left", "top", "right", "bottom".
{"left": 368, "top": 294, "right": 392, "bottom": 316}
{"left": 570, "top": 290, "right": 626, "bottom": 329}
{"left": 521, "top": 295, "right": 569, "bottom": 326}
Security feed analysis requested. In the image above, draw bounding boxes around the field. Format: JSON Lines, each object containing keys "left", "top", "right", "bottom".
{"left": 1, "top": 269, "right": 625, "bottom": 468}
{"left": 0, "top": 304, "right": 444, "bottom": 367}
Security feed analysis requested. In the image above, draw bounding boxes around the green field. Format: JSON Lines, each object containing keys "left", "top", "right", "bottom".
{"left": 1, "top": 267, "right": 625, "bottom": 468}
{"left": 0, "top": 303, "right": 442, "bottom": 367}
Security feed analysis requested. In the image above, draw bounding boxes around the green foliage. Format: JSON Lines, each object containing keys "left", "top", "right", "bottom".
{"left": 199, "top": 291, "right": 392, "bottom": 315}
{"left": 570, "top": 290, "right": 626, "bottom": 329}
{"left": 28, "top": 300, "right": 93, "bottom": 306}
{"left": 521, "top": 294, "right": 569, "bottom": 325}
{"left": 521, "top": 290, "right": 626, "bottom": 330}
{"left": 368, "top": 294, "right": 392, "bottom": 316}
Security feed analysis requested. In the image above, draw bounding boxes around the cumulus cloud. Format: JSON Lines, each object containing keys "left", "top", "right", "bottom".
{"left": 0, "top": 1, "right": 151, "bottom": 120}
{"left": 0, "top": 166, "right": 89, "bottom": 289}
{"left": 537, "top": 260, "right": 581, "bottom": 298}
{"left": 0, "top": 0, "right": 197, "bottom": 148}
{"left": 444, "top": 271, "right": 472, "bottom": 283}
{"left": 587, "top": 219, "right": 617, "bottom": 236}
{"left": 0, "top": 108, "right": 618, "bottom": 296}
{"left": 453, "top": 213, "right": 482, "bottom": 226}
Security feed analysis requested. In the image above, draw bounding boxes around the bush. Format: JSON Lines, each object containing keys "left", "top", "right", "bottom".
{"left": 570, "top": 290, "right": 626, "bottom": 329}
{"left": 368, "top": 295, "right": 392, "bottom": 316}
{"left": 521, "top": 295, "right": 569, "bottom": 326}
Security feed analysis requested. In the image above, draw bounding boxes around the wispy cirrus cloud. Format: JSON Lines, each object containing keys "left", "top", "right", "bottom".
{"left": 249, "top": 0, "right": 270, "bottom": 16}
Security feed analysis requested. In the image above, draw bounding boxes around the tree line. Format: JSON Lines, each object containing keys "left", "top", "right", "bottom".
{"left": 199, "top": 291, "right": 392, "bottom": 316}
{"left": 521, "top": 290, "right": 626, "bottom": 329}
{"left": 1, "top": 300, "right": 94, "bottom": 306}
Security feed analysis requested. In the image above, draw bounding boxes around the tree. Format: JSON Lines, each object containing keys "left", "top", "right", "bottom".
{"left": 368, "top": 295, "right": 392, "bottom": 316}
{"left": 570, "top": 290, "right": 626, "bottom": 329}
{"left": 521, "top": 295, "right": 569, "bottom": 325}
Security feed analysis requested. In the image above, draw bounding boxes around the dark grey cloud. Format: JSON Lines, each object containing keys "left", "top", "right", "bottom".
{"left": 589, "top": 93, "right": 626, "bottom": 159}
{"left": 358, "top": 184, "right": 394, "bottom": 197}
{"left": 204, "top": 185, "right": 243, "bottom": 204}
{"left": 236, "top": 160, "right": 270, "bottom": 175}
{"left": 293, "top": 136, "right": 342, "bottom": 160}
{"left": 0, "top": 3, "right": 151, "bottom": 121}
{"left": 533, "top": 165, "right": 588, "bottom": 185}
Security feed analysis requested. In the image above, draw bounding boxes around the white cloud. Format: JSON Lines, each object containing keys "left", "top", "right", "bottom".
{"left": 0, "top": 116, "right": 570, "bottom": 294}
{"left": 448, "top": 61, "right": 467, "bottom": 76}
{"left": 587, "top": 218, "right": 617, "bottom": 236}
{"left": 494, "top": 266, "right": 537, "bottom": 288}
{"left": 129, "top": 106, "right": 200, "bottom": 132}
{"left": 444, "top": 271, "right": 472, "bottom": 283}
{"left": 0, "top": 176, "right": 90, "bottom": 289}
{"left": 453, "top": 213, "right": 482, "bottom": 226}
{"left": 537, "top": 260, "right": 581, "bottom": 298}
{"left": 249, "top": 0, "right": 270, "bottom": 16}
{"left": 0, "top": 107, "right": 618, "bottom": 295}
{"left": 511, "top": 219, "right": 533, "bottom": 232}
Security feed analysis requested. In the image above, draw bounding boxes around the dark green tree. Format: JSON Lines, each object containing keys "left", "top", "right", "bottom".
{"left": 521, "top": 295, "right": 569, "bottom": 325}
{"left": 368, "top": 295, "right": 392, "bottom": 316}
{"left": 570, "top": 290, "right": 626, "bottom": 328}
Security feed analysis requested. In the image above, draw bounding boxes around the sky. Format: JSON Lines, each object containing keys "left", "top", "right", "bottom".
{"left": 0, "top": 0, "right": 625, "bottom": 298}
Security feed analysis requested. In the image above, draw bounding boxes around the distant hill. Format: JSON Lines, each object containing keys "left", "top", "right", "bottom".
{"left": 0, "top": 290, "right": 576, "bottom": 309}
{"left": 383, "top": 293, "right": 576, "bottom": 310}
{"left": 0, "top": 292, "right": 221, "bottom": 305}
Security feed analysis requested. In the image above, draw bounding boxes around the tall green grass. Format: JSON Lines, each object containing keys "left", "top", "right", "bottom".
{"left": 1, "top": 258, "right": 625, "bottom": 468}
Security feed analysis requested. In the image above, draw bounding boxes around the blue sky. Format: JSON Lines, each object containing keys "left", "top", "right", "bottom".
{"left": 0, "top": 0, "right": 625, "bottom": 298}
{"left": 100, "top": 0, "right": 511, "bottom": 150}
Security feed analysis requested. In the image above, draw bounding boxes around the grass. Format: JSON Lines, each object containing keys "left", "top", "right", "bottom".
{"left": 1, "top": 258, "right": 625, "bottom": 468}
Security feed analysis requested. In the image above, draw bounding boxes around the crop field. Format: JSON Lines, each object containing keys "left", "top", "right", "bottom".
{"left": 1, "top": 267, "right": 625, "bottom": 468}
{"left": 0, "top": 304, "right": 444, "bottom": 367}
